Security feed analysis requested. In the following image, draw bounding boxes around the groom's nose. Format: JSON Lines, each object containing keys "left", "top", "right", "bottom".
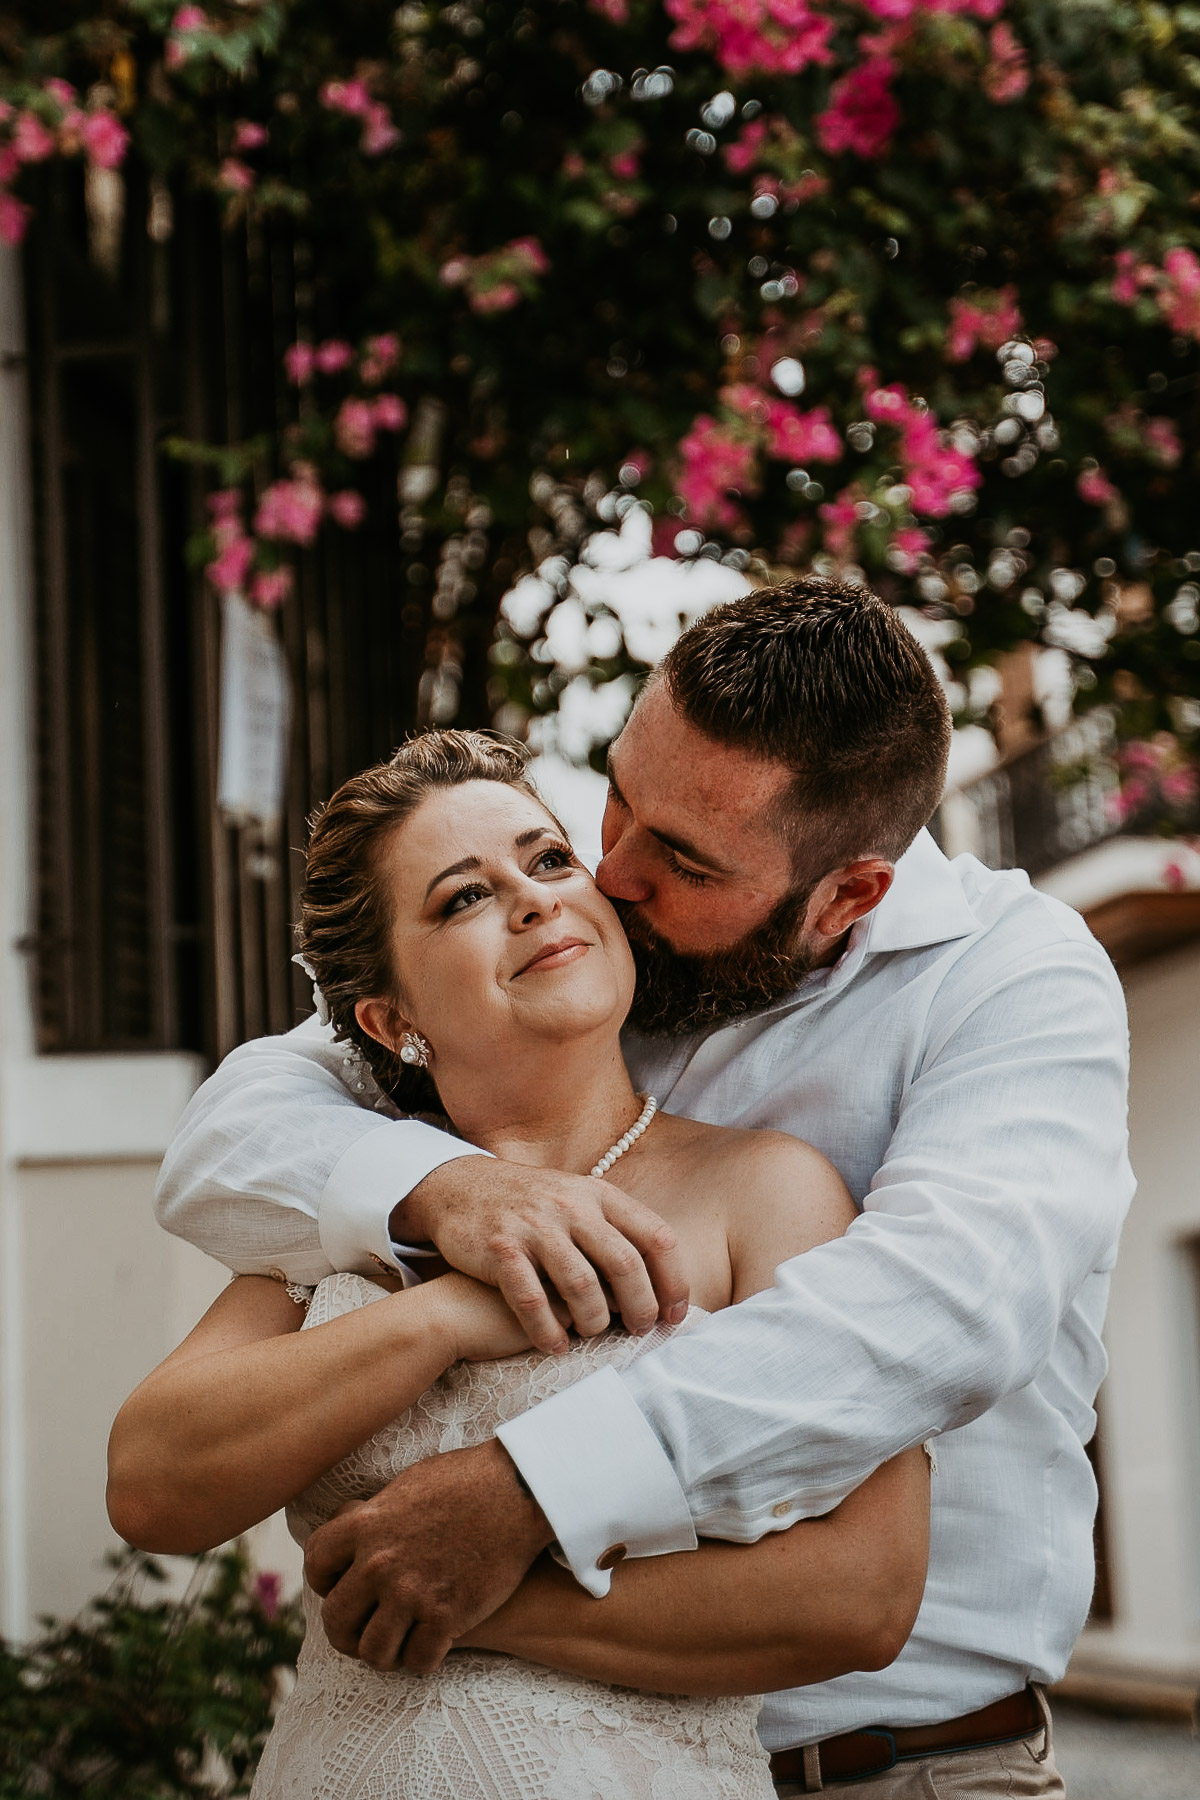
{"left": 596, "top": 833, "right": 654, "bottom": 904}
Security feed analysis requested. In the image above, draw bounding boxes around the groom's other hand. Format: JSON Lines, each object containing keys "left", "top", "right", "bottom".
{"left": 394, "top": 1159, "right": 689, "bottom": 1353}
{"left": 306, "top": 1439, "right": 551, "bottom": 1673}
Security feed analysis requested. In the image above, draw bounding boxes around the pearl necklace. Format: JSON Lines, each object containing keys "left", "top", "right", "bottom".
{"left": 590, "top": 1094, "right": 658, "bottom": 1179}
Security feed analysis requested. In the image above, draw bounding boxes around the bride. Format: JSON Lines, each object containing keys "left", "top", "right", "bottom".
{"left": 108, "top": 730, "right": 928, "bottom": 1800}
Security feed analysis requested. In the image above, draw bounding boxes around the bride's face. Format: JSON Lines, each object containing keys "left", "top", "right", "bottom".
{"left": 365, "top": 779, "right": 635, "bottom": 1075}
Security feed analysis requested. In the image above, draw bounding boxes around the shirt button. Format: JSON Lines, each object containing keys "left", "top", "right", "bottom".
{"left": 772, "top": 1501, "right": 794, "bottom": 1518}
{"left": 267, "top": 1267, "right": 286, "bottom": 1283}
{"left": 596, "top": 1544, "right": 627, "bottom": 1571}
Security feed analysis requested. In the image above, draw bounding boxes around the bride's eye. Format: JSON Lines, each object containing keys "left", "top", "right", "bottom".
{"left": 444, "top": 883, "right": 489, "bottom": 916}
{"left": 534, "top": 843, "right": 575, "bottom": 874}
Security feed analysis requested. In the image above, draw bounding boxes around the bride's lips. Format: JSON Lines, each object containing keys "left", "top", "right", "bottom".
{"left": 513, "top": 937, "right": 590, "bottom": 977}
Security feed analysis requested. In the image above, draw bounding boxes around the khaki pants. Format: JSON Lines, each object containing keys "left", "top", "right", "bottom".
{"left": 774, "top": 1695, "right": 1065, "bottom": 1797}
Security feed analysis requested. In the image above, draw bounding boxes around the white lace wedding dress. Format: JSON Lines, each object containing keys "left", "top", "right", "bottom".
{"left": 251, "top": 1273, "right": 774, "bottom": 1800}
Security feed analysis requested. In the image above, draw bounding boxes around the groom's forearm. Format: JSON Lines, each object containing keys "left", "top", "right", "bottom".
{"left": 460, "top": 1449, "right": 928, "bottom": 1695}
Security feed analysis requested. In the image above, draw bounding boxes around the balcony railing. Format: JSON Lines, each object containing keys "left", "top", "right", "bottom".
{"left": 935, "top": 710, "right": 1123, "bottom": 878}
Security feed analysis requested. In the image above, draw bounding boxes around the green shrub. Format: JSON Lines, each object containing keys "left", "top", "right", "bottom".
{"left": 0, "top": 1547, "right": 302, "bottom": 1798}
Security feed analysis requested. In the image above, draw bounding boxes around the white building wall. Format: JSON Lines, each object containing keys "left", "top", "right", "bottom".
{"left": 1081, "top": 940, "right": 1200, "bottom": 1682}
{"left": 0, "top": 247, "right": 296, "bottom": 1637}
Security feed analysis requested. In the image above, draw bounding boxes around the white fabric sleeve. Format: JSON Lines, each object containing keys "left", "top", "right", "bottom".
{"left": 154, "top": 1015, "right": 488, "bottom": 1283}
{"left": 496, "top": 1367, "right": 697, "bottom": 1596}
{"left": 320, "top": 1120, "right": 491, "bottom": 1276}
{"left": 492, "top": 937, "right": 1134, "bottom": 1569}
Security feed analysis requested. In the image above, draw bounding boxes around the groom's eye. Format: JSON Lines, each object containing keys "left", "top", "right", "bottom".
{"left": 663, "top": 848, "right": 710, "bottom": 888}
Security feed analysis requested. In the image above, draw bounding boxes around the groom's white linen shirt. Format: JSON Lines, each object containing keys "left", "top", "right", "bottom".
{"left": 155, "top": 832, "right": 1134, "bottom": 1742}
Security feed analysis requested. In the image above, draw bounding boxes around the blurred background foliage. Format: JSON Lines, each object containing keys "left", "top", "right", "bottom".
{"left": 0, "top": 1547, "right": 302, "bottom": 1796}
{"left": 4, "top": 0, "right": 1200, "bottom": 776}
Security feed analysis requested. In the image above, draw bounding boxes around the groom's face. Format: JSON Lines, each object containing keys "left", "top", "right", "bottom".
{"left": 597, "top": 681, "right": 804, "bottom": 957}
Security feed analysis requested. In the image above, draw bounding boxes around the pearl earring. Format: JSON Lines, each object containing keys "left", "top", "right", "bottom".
{"left": 399, "top": 1031, "right": 430, "bottom": 1069}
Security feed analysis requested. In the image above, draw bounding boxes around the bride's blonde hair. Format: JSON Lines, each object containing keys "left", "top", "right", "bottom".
{"left": 298, "top": 730, "right": 544, "bottom": 1102}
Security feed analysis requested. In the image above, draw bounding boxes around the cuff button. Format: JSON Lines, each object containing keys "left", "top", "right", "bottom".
{"left": 772, "top": 1501, "right": 794, "bottom": 1518}
{"left": 596, "top": 1543, "right": 628, "bottom": 1571}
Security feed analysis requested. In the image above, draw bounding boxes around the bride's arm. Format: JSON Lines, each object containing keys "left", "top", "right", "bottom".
{"left": 463, "top": 1445, "right": 929, "bottom": 1693}
{"left": 106, "top": 1271, "right": 533, "bottom": 1554}
{"left": 464, "top": 1129, "right": 928, "bottom": 1692}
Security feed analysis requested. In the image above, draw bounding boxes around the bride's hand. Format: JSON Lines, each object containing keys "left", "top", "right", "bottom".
{"left": 421, "top": 1271, "right": 568, "bottom": 1363}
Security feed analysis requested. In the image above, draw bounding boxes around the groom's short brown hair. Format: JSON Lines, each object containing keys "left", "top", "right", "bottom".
{"left": 660, "top": 576, "right": 951, "bottom": 880}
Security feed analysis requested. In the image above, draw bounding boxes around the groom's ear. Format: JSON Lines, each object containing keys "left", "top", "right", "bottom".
{"left": 354, "top": 996, "right": 406, "bottom": 1054}
{"left": 809, "top": 859, "right": 894, "bottom": 943}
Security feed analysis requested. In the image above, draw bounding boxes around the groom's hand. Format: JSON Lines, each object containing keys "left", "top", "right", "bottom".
{"left": 395, "top": 1158, "right": 689, "bottom": 1353}
{"left": 305, "top": 1439, "right": 553, "bottom": 1673}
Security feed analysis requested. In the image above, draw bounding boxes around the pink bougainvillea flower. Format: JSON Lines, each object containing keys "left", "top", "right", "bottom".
{"left": 321, "top": 78, "right": 373, "bottom": 116}
{"left": 816, "top": 55, "right": 899, "bottom": 159}
{"left": 361, "top": 103, "right": 400, "bottom": 156}
{"left": 0, "top": 191, "right": 30, "bottom": 246}
{"left": 470, "top": 281, "right": 521, "bottom": 313}
{"left": 589, "top": 0, "right": 630, "bottom": 20}
{"left": 982, "top": 22, "right": 1029, "bottom": 103}
{"left": 372, "top": 393, "right": 407, "bottom": 431}
{"left": 80, "top": 111, "right": 130, "bottom": 169}
{"left": 334, "top": 397, "right": 378, "bottom": 459}
{"left": 233, "top": 120, "right": 268, "bottom": 153}
{"left": 165, "top": 5, "right": 210, "bottom": 69}
{"left": 360, "top": 333, "right": 400, "bottom": 384}
{"left": 818, "top": 486, "right": 861, "bottom": 560}
{"left": 1143, "top": 416, "right": 1182, "bottom": 468}
{"left": 676, "top": 414, "right": 758, "bottom": 531}
{"left": 508, "top": 235, "right": 550, "bottom": 274}
{"left": 284, "top": 342, "right": 316, "bottom": 385}
{"left": 1158, "top": 247, "right": 1200, "bottom": 339}
{"left": 1077, "top": 465, "right": 1120, "bottom": 507}
{"left": 945, "top": 285, "right": 1022, "bottom": 361}
{"left": 1162, "top": 770, "right": 1199, "bottom": 807}
{"left": 314, "top": 339, "right": 354, "bottom": 374}
{"left": 328, "top": 489, "right": 367, "bottom": 528}
{"left": 13, "top": 112, "right": 56, "bottom": 164}
{"left": 252, "top": 1571, "right": 284, "bottom": 1616}
{"left": 864, "top": 381, "right": 981, "bottom": 516}
{"left": 255, "top": 474, "right": 325, "bottom": 546}
{"left": 43, "top": 79, "right": 76, "bottom": 109}
{"left": 665, "top": 0, "right": 835, "bottom": 77}
{"left": 764, "top": 400, "right": 842, "bottom": 463}
{"left": 724, "top": 118, "right": 769, "bottom": 174}
{"left": 609, "top": 149, "right": 641, "bottom": 180}
{"left": 217, "top": 158, "right": 255, "bottom": 194}
{"left": 887, "top": 523, "right": 933, "bottom": 573}
{"left": 780, "top": 171, "right": 829, "bottom": 205}
{"left": 1110, "top": 248, "right": 1156, "bottom": 307}
{"left": 206, "top": 488, "right": 243, "bottom": 523}
{"left": 206, "top": 533, "right": 254, "bottom": 595}
{"left": 440, "top": 257, "right": 470, "bottom": 287}
{"left": 250, "top": 568, "right": 294, "bottom": 609}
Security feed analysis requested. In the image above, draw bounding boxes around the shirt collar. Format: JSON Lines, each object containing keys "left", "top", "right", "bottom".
{"left": 852, "top": 827, "right": 981, "bottom": 956}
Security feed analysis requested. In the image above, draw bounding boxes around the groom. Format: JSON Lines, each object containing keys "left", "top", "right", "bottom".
{"left": 157, "top": 578, "right": 1132, "bottom": 1795}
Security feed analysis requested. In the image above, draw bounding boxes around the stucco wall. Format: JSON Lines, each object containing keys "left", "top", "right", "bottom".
{"left": 1086, "top": 939, "right": 1200, "bottom": 1676}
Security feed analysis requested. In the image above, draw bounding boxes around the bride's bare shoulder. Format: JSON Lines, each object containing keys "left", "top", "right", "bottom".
{"left": 656, "top": 1115, "right": 857, "bottom": 1299}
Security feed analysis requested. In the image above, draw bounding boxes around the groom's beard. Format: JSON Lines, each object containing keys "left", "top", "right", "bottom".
{"left": 615, "top": 884, "right": 819, "bottom": 1038}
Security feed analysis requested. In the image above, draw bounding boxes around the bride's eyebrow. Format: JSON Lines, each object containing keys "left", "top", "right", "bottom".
{"left": 423, "top": 829, "right": 562, "bottom": 901}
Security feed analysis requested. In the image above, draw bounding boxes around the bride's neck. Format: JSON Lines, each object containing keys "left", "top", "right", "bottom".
{"left": 434, "top": 1037, "right": 644, "bottom": 1175}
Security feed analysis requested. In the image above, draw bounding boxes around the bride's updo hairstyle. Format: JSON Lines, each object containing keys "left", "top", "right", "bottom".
{"left": 298, "top": 729, "right": 545, "bottom": 1105}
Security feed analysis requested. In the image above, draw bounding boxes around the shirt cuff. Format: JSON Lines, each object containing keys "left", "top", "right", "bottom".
{"left": 496, "top": 1365, "right": 697, "bottom": 1597}
{"left": 319, "top": 1119, "right": 492, "bottom": 1281}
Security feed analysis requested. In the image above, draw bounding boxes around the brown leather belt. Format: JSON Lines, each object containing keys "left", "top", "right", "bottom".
{"left": 768, "top": 1687, "right": 1043, "bottom": 1789}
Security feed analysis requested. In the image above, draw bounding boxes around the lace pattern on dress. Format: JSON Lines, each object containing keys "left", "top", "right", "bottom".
{"left": 251, "top": 1274, "right": 774, "bottom": 1800}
